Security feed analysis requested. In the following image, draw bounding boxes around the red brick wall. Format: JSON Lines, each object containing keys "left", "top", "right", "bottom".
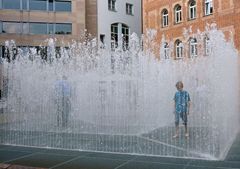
{"left": 143, "top": 0, "right": 240, "bottom": 58}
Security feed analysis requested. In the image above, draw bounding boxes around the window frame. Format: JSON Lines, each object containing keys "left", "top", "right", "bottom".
{"left": 204, "top": 36, "right": 210, "bottom": 56}
{"left": 175, "top": 5, "right": 182, "bottom": 24}
{"left": 189, "top": 38, "right": 198, "bottom": 58}
{"left": 163, "top": 42, "right": 170, "bottom": 59}
{"left": 108, "top": 0, "right": 116, "bottom": 11}
{"left": 175, "top": 40, "right": 183, "bottom": 59}
{"left": 126, "top": 3, "right": 133, "bottom": 15}
{"left": 189, "top": 0, "right": 197, "bottom": 20}
{"left": 29, "top": 0, "right": 47, "bottom": 11}
{"left": 162, "top": 9, "right": 169, "bottom": 27}
{"left": 111, "top": 23, "right": 118, "bottom": 49}
{"left": 205, "top": 0, "right": 213, "bottom": 16}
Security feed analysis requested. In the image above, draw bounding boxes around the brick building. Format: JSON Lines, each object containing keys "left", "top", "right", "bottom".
{"left": 143, "top": 0, "right": 240, "bottom": 59}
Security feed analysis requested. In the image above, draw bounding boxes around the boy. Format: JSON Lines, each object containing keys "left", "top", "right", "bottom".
{"left": 173, "top": 81, "right": 191, "bottom": 138}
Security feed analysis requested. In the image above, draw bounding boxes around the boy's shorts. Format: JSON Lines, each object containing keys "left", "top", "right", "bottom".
{"left": 175, "top": 112, "right": 187, "bottom": 126}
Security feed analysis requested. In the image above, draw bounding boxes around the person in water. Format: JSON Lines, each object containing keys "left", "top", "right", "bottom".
{"left": 173, "top": 81, "right": 191, "bottom": 138}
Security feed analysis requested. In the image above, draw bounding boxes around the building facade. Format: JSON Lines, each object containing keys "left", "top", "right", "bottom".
{"left": 97, "top": 0, "right": 142, "bottom": 49}
{"left": 0, "top": 0, "right": 87, "bottom": 47}
{"left": 0, "top": 0, "right": 142, "bottom": 50}
{"left": 143, "top": 0, "right": 240, "bottom": 59}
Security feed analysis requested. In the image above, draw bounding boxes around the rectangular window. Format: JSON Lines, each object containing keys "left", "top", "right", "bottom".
{"left": 108, "top": 0, "right": 116, "bottom": 11}
{"left": 29, "top": 23, "right": 47, "bottom": 34}
{"left": 22, "top": 23, "right": 29, "bottom": 34}
{"left": 0, "top": 21, "right": 2, "bottom": 33}
{"left": 126, "top": 3, "right": 133, "bottom": 15}
{"left": 205, "top": 0, "right": 213, "bottom": 15}
{"left": 48, "top": 23, "right": 54, "bottom": 34}
{"left": 111, "top": 24, "right": 118, "bottom": 49}
{"left": 48, "top": 0, "right": 54, "bottom": 11}
{"left": 22, "top": 0, "right": 28, "bottom": 10}
{"left": 29, "top": 0, "right": 47, "bottom": 11}
{"left": 55, "top": 23, "right": 72, "bottom": 34}
{"left": 55, "top": 0, "right": 71, "bottom": 12}
{"left": 2, "top": 0, "right": 21, "bottom": 9}
{"left": 2, "top": 22, "right": 22, "bottom": 34}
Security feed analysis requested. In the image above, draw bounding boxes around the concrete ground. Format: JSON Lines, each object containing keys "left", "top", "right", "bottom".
{"left": 0, "top": 132, "right": 240, "bottom": 169}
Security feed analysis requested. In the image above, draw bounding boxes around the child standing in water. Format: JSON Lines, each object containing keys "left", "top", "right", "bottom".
{"left": 173, "top": 81, "right": 191, "bottom": 138}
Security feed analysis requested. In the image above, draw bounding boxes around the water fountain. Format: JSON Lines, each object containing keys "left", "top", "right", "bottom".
{"left": 0, "top": 25, "right": 239, "bottom": 160}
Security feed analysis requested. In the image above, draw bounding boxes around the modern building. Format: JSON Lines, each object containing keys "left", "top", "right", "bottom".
{"left": 143, "top": 0, "right": 240, "bottom": 59}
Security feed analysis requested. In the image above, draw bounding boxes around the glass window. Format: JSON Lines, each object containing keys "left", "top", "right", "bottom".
{"left": 55, "top": 23, "right": 72, "bottom": 34}
{"left": 189, "top": 38, "right": 197, "bottom": 58}
{"left": 162, "top": 9, "right": 168, "bottom": 27}
{"left": 2, "top": 22, "right": 22, "bottom": 34}
{"left": 29, "top": 0, "right": 47, "bottom": 11}
{"left": 22, "top": 0, "right": 28, "bottom": 10}
{"left": 55, "top": 0, "right": 71, "bottom": 12}
{"left": 163, "top": 42, "right": 170, "bottom": 59}
{"left": 48, "top": 0, "right": 53, "bottom": 11}
{"left": 29, "top": 23, "right": 47, "bottom": 34}
{"left": 122, "top": 24, "right": 129, "bottom": 50}
{"left": 48, "top": 23, "right": 54, "bottom": 34}
{"left": 111, "top": 23, "right": 118, "bottom": 49}
{"left": 2, "top": 0, "right": 21, "bottom": 9}
{"left": 108, "top": 0, "right": 116, "bottom": 11}
{"left": 23, "top": 23, "right": 29, "bottom": 34}
{"left": 175, "top": 5, "right": 182, "bottom": 23}
{"left": 175, "top": 40, "right": 183, "bottom": 59}
{"left": 205, "top": 0, "right": 213, "bottom": 15}
{"left": 189, "top": 0, "right": 196, "bottom": 20}
{"left": 205, "top": 37, "right": 210, "bottom": 55}
{"left": 0, "top": 22, "right": 2, "bottom": 33}
{"left": 126, "top": 3, "right": 133, "bottom": 15}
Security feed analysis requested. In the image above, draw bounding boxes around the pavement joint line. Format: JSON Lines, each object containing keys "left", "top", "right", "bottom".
{"left": 113, "top": 156, "right": 138, "bottom": 169}
{"left": 2, "top": 151, "right": 41, "bottom": 163}
{"left": 137, "top": 135, "right": 216, "bottom": 160}
{"left": 49, "top": 154, "right": 90, "bottom": 169}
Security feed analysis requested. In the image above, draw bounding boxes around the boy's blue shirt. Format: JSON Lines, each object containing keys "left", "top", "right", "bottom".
{"left": 174, "top": 90, "right": 190, "bottom": 113}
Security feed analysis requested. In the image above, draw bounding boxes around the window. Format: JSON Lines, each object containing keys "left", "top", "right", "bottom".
{"left": 29, "top": 0, "right": 47, "bottom": 11}
{"left": 108, "top": 0, "right": 116, "bottom": 11}
{"left": 189, "top": 38, "right": 197, "bottom": 58}
{"left": 204, "top": 36, "right": 210, "bottom": 55}
{"left": 2, "top": 22, "right": 22, "bottom": 34}
{"left": 22, "top": 23, "right": 29, "bottom": 34}
{"left": 29, "top": 23, "right": 47, "bottom": 34}
{"left": 48, "top": 0, "right": 53, "bottom": 11}
{"left": 175, "top": 5, "right": 182, "bottom": 24}
{"left": 175, "top": 40, "right": 183, "bottom": 59}
{"left": 163, "top": 42, "right": 170, "bottom": 59}
{"left": 22, "top": 0, "right": 28, "bottom": 10}
{"left": 122, "top": 24, "right": 129, "bottom": 50}
{"left": 205, "top": 0, "right": 213, "bottom": 15}
{"left": 111, "top": 23, "right": 118, "bottom": 49}
{"left": 162, "top": 9, "right": 168, "bottom": 27}
{"left": 55, "top": 23, "right": 72, "bottom": 34}
{"left": 126, "top": 3, "right": 133, "bottom": 15}
{"left": 55, "top": 0, "right": 71, "bottom": 12}
{"left": 100, "top": 34, "right": 105, "bottom": 48}
{"left": 189, "top": 0, "right": 196, "bottom": 20}
{"left": 2, "top": 0, "right": 21, "bottom": 9}
{"left": 48, "top": 23, "right": 54, "bottom": 34}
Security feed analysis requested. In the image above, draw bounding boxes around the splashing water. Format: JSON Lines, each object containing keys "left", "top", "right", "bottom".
{"left": 0, "top": 26, "right": 239, "bottom": 160}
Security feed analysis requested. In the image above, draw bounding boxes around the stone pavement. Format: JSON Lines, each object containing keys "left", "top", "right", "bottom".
{"left": 0, "top": 132, "right": 240, "bottom": 169}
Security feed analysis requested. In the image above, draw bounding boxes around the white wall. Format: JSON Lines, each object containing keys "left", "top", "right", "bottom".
{"left": 97, "top": 0, "right": 142, "bottom": 49}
